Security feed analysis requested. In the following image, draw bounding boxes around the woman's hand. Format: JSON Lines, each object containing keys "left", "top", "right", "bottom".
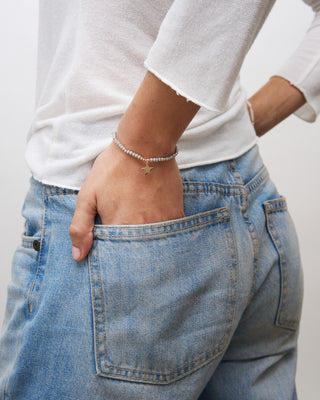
{"left": 69, "top": 141, "right": 185, "bottom": 261}
{"left": 68, "top": 70, "right": 200, "bottom": 261}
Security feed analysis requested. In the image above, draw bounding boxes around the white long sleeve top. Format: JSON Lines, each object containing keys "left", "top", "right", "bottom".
{"left": 25, "top": 0, "right": 320, "bottom": 190}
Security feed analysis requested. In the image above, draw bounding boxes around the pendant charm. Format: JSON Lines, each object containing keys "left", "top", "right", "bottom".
{"left": 142, "top": 162, "right": 153, "bottom": 175}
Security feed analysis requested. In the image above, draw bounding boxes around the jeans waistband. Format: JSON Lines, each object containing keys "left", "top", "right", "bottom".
{"left": 181, "top": 163, "right": 268, "bottom": 196}
{"left": 30, "top": 144, "right": 268, "bottom": 198}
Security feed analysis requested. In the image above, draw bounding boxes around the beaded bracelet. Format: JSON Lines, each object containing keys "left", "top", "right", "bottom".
{"left": 112, "top": 131, "right": 178, "bottom": 175}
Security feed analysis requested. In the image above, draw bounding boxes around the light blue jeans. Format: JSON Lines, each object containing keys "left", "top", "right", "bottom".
{"left": 0, "top": 144, "right": 303, "bottom": 399}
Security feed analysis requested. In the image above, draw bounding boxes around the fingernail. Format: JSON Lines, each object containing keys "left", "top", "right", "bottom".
{"left": 72, "top": 246, "right": 81, "bottom": 261}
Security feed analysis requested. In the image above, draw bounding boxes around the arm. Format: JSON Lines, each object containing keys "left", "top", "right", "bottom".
{"left": 69, "top": 71, "right": 200, "bottom": 261}
{"left": 248, "top": 0, "right": 320, "bottom": 135}
{"left": 247, "top": 76, "right": 307, "bottom": 137}
{"left": 68, "top": 72, "right": 304, "bottom": 262}
{"left": 69, "top": 0, "right": 320, "bottom": 261}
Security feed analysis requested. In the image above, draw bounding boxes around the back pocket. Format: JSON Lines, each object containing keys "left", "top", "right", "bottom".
{"left": 263, "top": 196, "right": 303, "bottom": 331}
{"left": 89, "top": 207, "right": 237, "bottom": 384}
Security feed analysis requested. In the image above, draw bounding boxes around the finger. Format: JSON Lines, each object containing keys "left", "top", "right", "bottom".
{"left": 69, "top": 190, "right": 97, "bottom": 261}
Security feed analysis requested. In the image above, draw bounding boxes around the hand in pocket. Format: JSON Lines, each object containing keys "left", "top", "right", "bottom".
{"left": 69, "top": 142, "right": 185, "bottom": 261}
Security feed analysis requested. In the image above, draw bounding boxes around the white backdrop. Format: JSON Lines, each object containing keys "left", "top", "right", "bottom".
{"left": 0, "top": 1, "right": 319, "bottom": 398}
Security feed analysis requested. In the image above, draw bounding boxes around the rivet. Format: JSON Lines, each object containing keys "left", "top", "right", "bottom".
{"left": 33, "top": 240, "right": 41, "bottom": 252}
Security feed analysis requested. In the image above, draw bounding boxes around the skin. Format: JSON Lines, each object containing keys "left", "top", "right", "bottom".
{"left": 69, "top": 72, "right": 306, "bottom": 261}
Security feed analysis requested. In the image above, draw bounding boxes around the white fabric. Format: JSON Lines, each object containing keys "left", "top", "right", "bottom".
{"left": 25, "top": 0, "right": 320, "bottom": 190}
{"left": 271, "top": 0, "right": 320, "bottom": 122}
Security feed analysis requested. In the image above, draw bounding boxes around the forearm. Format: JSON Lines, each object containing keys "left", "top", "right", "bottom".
{"left": 119, "top": 73, "right": 307, "bottom": 151}
{"left": 248, "top": 75, "right": 306, "bottom": 137}
{"left": 117, "top": 71, "right": 200, "bottom": 155}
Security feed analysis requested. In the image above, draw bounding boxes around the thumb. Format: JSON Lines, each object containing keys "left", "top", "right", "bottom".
{"left": 69, "top": 190, "right": 97, "bottom": 261}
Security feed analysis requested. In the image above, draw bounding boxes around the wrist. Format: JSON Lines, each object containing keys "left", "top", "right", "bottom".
{"left": 116, "top": 70, "right": 200, "bottom": 156}
{"left": 248, "top": 75, "right": 306, "bottom": 136}
{"left": 112, "top": 131, "right": 178, "bottom": 175}
{"left": 109, "top": 138, "right": 179, "bottom": 179}
{"left": 116, "top": 118, "right": 178, "bottom": 158}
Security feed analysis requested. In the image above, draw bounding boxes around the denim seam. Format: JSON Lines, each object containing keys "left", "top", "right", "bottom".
{"left": 266, "top": 213, "right": 287, "bottom": 327}
{"left": 221, "top": 218, "right": 238, "bottom": 349}
{"left": 94, "top": 207, "right": 228, "bottom": 230}
{"left": 183, "top": 189, "right": 240, "bottom": 196}
{"left": 181, "top": 167, "right": 268, "bottom": 198}
{"left": 264, "top": 207, "right": 298, "bottom": 331}
{"left": 228, "top": 159, "right": 244, "bottom": 186}
{"left": 97, "top": 244, "right": 109, "bottom": 369}
{"left": 26, "top": 185, "right": 47, "bottom": 316}
{"left": 94, "top": 214, "right": 229, "bottom": 239}
{"left": 88, "top": 253, "right": 99, "bottom": 370}
{"left": 245, "top": 165, "right": 269, "bottom": 195}
{"left": 91, "top": 217, "right": 237, "bottom": 383}
{"left": 97, "top": 347, "right": 226, "bottom": 383}
{"left": 244, "top": 211, "right": 260, "bottom": 305}
{"left": 263, "top": 198, "right": 287, "bottom": 212}
{"left": 43, "top": 187, "right": 78, "bottom": 196}
{"left": 99, "top": 346, "right": 226, "bottom": 379}
{"left": 228, "top": 158, "right": 260, "bottom": 306}
{"left": 88, "top": 250, "right": 109, "bottom": 374}
{"left": 182, "top": 184, "right": 243, "bottom": 195}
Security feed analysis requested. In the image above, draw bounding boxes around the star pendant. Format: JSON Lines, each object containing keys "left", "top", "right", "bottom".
{"left": 142, "top": 163, "right": 153, "bottom": 175}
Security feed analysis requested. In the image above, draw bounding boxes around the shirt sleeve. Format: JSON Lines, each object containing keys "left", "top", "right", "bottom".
{"left": 271, "top": 0, "right": 320, "bottom": 122}
{"left": 144, "top": 0, "right": 275, "bottom": 113}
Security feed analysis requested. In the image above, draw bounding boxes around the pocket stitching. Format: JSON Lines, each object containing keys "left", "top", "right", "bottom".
{"left": 93, "top": 208, "right": 230, "bottom": 240}
{"left": 89, "top": 211, "right": 238, "bottom": 384}
{"left": 265, "top": 212, "right": 293, "bottom": 329}
{"left": 98, "top": 346, "right": 226, "bottom": 382}
{"left": 263, "top": 197, "right": 301, "bottom": 331}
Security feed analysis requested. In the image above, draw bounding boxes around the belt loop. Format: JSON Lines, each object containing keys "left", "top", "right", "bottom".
{"left": 228, "top": 159, "right": 243, "bottom": 185}
{"left": 228, "top": 159, "right": 248, "bottom": 211}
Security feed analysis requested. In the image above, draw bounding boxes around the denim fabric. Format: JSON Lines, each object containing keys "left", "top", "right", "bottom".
{"left": 0, "top": 144, "right": 303, "bottom": 399}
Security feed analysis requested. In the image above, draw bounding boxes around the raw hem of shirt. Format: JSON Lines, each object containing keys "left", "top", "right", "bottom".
{"left": 144, "top": 62, "right": 222, "bottom": 113}
{"left": 29, "top": 173, "right": 82, "bottom": 191}
{"left": 270, "top": 74, "right": 317, "bottom": 122}
{"left": 29, "top": 138, "right": 259, "bottom": 191}
{"left": 178, "top": 137, "right": 259, "bottom": 170}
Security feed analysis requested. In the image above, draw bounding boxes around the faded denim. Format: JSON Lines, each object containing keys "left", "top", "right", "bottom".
{"left": 0, "top": 144, "right": 303, "bottom": 399}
